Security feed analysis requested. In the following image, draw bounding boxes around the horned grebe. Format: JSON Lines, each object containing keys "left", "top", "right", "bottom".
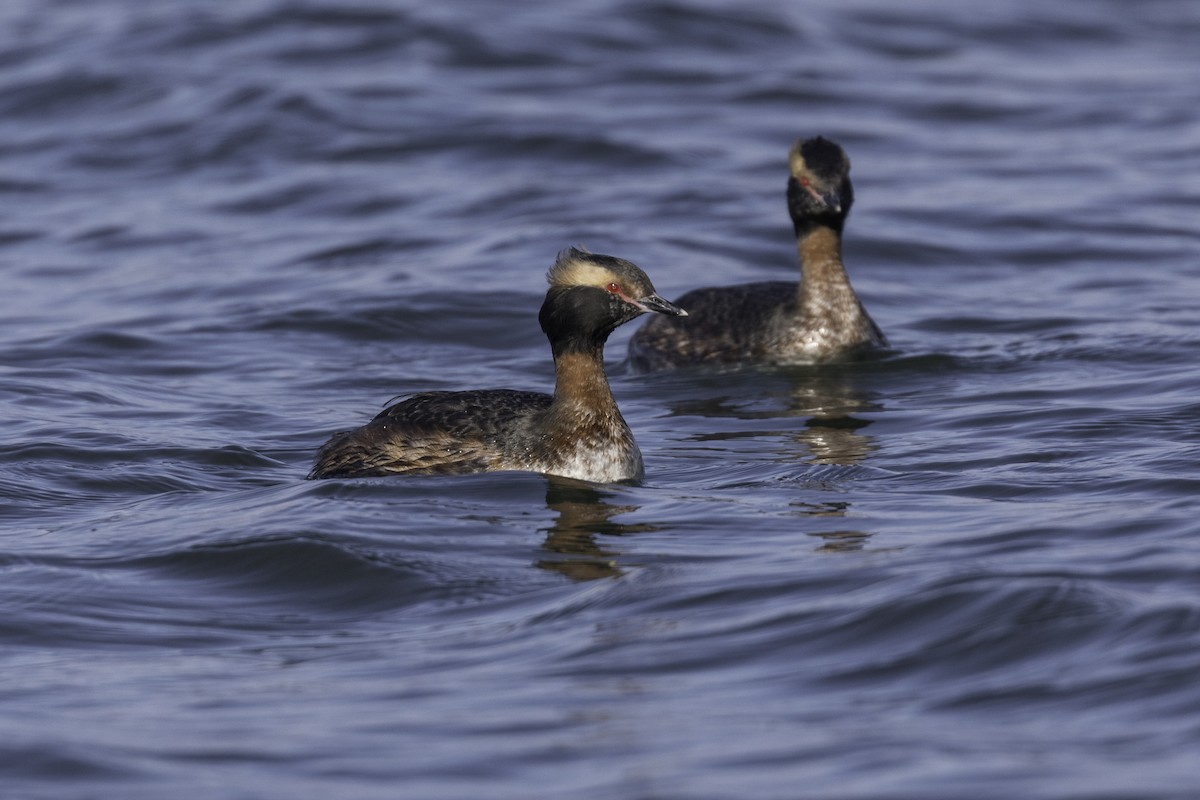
{"left": 628, "top": 136, "right": 885, "bottom": 370}
{"left": 308, "top": 247, "right": 686, "bottom": 482}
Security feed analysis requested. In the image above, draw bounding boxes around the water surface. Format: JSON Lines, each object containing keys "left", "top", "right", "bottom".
{"left": 3, "top": 0, "right": 1200, "bottom": 797}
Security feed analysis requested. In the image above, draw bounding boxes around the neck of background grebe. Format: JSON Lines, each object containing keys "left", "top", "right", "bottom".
{"left": 795, "top": 224, "right": 860, "bottom": 320}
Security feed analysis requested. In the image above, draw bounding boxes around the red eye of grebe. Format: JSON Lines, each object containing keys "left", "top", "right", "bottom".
{"left": 606, "top": 282, "right": 621, "bottom": 293}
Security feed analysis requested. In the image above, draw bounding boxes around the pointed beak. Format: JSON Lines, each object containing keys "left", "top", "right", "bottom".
{"left": 805, "top": 183, "right": 842, "bottom": 214}
{"left": 635, "top": 293, "right": 688, "bottom": 317}
{"left": 789, "top": 177, "right": 842, "bottom": 215}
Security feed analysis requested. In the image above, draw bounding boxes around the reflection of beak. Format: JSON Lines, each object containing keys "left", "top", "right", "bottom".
{"left": 635, "top": 293, "right": 688, "bottom": 317}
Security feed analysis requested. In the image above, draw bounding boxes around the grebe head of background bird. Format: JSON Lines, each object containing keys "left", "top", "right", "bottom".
{"left": 539, "top": 247, "right": 687, "bottom": 354}
{"left": 787, "top": 136, "right": 855, "bottom": 227}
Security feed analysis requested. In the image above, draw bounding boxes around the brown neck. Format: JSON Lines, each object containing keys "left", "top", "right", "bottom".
{"left": 796, "top": 225, "right": 857, "bottom": 313}
{"left": 552, "top": 348, "right": 619, "bottom": 415}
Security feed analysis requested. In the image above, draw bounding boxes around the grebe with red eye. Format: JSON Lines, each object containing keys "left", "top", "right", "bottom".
{"left": 308, "top": 247, "right": 686, "bottom": 482}
{"left": 628, "top": 136, "right": 886, "bottom": 370}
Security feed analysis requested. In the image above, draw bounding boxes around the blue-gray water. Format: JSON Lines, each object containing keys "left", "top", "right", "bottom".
{"left": 3, "top": 1, "right": 1199, "bottom": 797}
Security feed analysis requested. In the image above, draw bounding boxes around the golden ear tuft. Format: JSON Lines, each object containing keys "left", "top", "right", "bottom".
{"left": 788, "top": 139, "right": 806, "bottom": 178}
{"left": 546, "top": 247, "right": 652, "bottom": 295}
{"left": 549, "top": 247, "right": 607, "bottom": 288}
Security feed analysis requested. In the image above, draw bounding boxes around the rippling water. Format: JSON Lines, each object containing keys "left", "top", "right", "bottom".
{"left": 4, "top": 0, "right": 1200, "bottom": 797}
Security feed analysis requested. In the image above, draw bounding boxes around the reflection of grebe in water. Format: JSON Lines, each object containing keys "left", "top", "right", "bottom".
{"left": 308, "top": 248, "right": 686, "bottom": 482}
{"left": 674, "top": 369, "right": 882, "bottom": 467}
{"left": 787, "top": 378, "right": 879, "bottom": 466}
{"left": 629, "top": 136, "right": 886, "bottom": 371}
{"left": 664, "top": 368, "right": 882, "bottom": 551}
{"left": 537, "top": 479, "right": 662, "bottom": 581}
